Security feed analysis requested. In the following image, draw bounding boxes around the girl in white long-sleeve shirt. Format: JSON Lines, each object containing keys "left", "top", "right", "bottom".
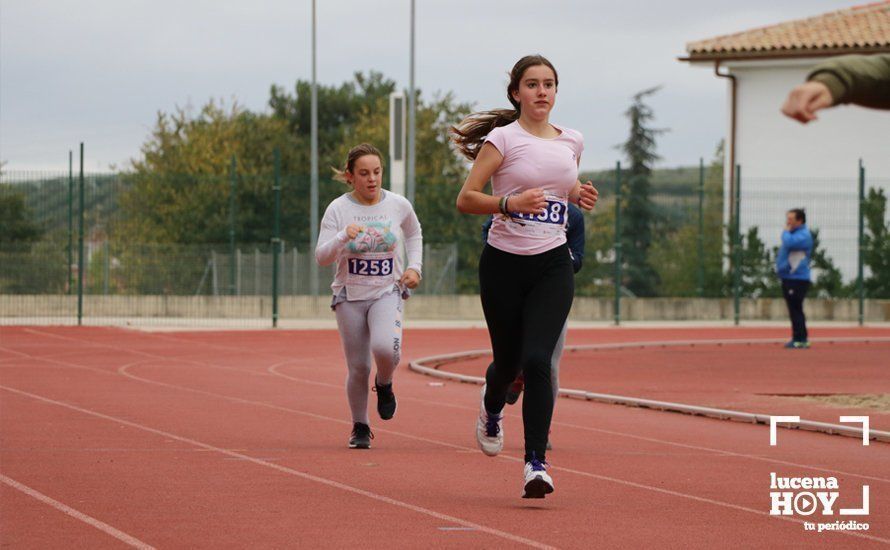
{"left": 315, "top": 143, "right": 423, "bottom": 449}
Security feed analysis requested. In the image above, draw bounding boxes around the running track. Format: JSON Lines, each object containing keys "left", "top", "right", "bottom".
{"left": 1, "top": 326, "right": 888, "bottom": 548}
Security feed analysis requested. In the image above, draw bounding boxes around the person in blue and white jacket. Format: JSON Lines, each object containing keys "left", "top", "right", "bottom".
{"left": 775, "top": 208, "right": 813, "bottom": 349}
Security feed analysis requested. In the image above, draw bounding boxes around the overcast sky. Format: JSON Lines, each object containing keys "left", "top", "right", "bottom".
{"left": 0, "top": 0, "right": 858, "bottom": 172}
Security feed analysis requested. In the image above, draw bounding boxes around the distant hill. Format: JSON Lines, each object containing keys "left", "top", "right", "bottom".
{"left": 580, "top": 165, "right": 705, "bottom": 196}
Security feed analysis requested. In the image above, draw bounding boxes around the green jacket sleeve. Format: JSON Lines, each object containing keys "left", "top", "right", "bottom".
{"left": 807, "top": 54, "right": 890, "bottom": 110}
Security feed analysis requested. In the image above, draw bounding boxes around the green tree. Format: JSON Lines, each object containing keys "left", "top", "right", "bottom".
{"left": 115, "top": 72, "right": 476, "bottom": 292}
{"left": 618, "top": 87, "right": 666, "bottom": 297}
{"left": 862, "top": 187, "right": 890, "bottom": 297}
{"left": 0, "top": 188, "right": 41, "bottom": 244}
{"left": 809, "top": 227, "right": 847, "bottom": 298}
{"left": 574, "top": 195, "right": 617, "bottom": 297}
{"left": 269, "top": 71, "right": 396, "bottom": 177}
{"left": 650, "top": 141, "right": 725, "bottom": 297}
{"left": 735, "top": 226, "right": 781, "bottom": 298}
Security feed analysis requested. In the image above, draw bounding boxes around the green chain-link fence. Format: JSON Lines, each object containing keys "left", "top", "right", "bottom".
{"left": 2, "top": 153, "right": 887, "bottom": 325}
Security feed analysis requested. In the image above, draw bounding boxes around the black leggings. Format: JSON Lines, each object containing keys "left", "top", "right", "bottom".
{"left": 782, "top": 279, "right": 810, "bottom": 342}
{"left": 479, "top": 243, "right": 574, "bottom": 462}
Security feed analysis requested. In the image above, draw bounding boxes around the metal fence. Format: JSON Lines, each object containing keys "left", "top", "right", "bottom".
{"left": 2, "top": 155, "right": 887, "bottom": 325}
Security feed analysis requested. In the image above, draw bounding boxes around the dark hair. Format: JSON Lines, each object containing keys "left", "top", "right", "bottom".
{"left": 332, "top": 143, "right": 384, "bottom": 183}
{"left": 788, "top": 208, "right": 806, "bottom": 224}
{"left": 451, "top": 55, "right": 559, "bottom": 160}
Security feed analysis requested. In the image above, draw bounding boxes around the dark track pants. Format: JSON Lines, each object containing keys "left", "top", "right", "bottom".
{"left": 782, "top": 279, "right": 810, "bottom": 342}
{"left": 479, "top": 243, "right": 574, "bottom": 462}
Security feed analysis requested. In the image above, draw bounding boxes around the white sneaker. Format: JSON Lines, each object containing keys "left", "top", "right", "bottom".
{"left": 475, "top": 385, "right": 503, "bottom": 456}
{"left": 522, "top": 457, "right": 554, "bottom": 499}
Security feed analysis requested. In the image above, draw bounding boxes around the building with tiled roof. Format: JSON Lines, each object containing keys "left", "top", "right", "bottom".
{"left": 686, "top": 1, "right": 890, "bottom": 60}
{"left": 681, "top": 2, "right": 890, "bottom": 281}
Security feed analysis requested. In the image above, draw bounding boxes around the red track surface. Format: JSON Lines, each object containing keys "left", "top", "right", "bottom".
{"left": 441, "top": 331, "right": 890, "bottom": 431}
{"left": 1, "top": 325, "right": 888, "bottom": 549}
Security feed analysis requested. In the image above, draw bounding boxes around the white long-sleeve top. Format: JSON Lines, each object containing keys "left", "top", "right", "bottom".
{"left": 315, "top": 190, "right": 423, "bottom": 302}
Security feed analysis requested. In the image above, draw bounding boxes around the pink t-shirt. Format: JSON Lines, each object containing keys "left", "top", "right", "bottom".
{"left": 484, "top": 121, "right": 583, "bottom": 255}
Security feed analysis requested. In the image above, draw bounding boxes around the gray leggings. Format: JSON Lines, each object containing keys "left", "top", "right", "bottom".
{"left": 334, "top": 289, "right": 403, "bottom": 425}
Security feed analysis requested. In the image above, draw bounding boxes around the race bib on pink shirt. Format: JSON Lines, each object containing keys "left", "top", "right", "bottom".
{"left": 507, "top": 193, "right": 568, "bottom": 237}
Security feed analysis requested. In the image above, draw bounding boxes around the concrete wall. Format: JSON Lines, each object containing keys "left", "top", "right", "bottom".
{"left": 3, "top": 295, "right": 888, "bottom": 322}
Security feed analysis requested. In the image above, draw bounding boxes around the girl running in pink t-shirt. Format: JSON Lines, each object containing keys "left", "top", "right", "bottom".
{"left": 453, "top": 55, "right": 598, "bottom": 499}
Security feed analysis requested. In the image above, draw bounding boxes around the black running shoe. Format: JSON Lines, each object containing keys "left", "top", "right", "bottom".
{"left": 349, "top": 422, "right": 373, "bottom": 449}
{"left": 373, "top": 379, "right": 397, "bottom": 420}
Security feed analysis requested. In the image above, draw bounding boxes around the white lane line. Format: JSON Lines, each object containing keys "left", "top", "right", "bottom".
{"left": 15, "top": 329, "right": 890, "bottom": 543}
{"left": 12, "top": 330, "right": 890, "bottom": 485}
{"left": 0, "top": 473, "right": 155, "bottom": 549}
{"left": 409, "top": 344, "right": 890, "bottom": 443}
{"left": 0, "top": 385, "right": 554, "bottom": 550}
{"left": 115, "top": 363, "right": 890, "bottom": 545}
{"left": 268, "top": 364, "right": 890, "bottom": 485}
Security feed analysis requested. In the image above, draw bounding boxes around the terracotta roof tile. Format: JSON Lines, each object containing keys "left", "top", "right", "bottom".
{"left": 686, "top": 1, "right": 890, "bottom": 59}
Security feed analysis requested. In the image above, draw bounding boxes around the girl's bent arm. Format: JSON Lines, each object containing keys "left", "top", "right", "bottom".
{"left": 402, "top": 206, "right": 423, "bottom": 277}
{"left": 456, "top": 143, "right": 504, "bottom": 215}
{"left": 315, "top": 209, "right": 348, "bottom": 266}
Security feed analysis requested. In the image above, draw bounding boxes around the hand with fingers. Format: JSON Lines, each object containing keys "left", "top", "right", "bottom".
{"left": 508, "top": 188, "right": 547, "bottom": 215}
{"left": 781, "top": 81, "right": 834, "bottom": 124}
{"left": 578, "top": 181, "right": 598, "bottom": 211}
{"left": 400, "top": 268, "right": 421, "bottom": 289}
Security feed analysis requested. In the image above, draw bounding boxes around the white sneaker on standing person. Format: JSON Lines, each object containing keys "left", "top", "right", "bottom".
{"left": 315, "top": 144, "right": 422, "bottom": 449}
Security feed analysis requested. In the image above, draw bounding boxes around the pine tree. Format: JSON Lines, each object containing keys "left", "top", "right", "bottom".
{"left": 618, "top": 87, "right": 666, "bottom": 297}
{"left": 862, "top": 187, "right": 890, "bottom": 298}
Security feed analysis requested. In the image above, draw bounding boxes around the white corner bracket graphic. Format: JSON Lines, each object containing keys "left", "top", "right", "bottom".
{"left": 839, "top": 416, "right": 870, "bottom": 446}
{"left": 770, "top": 416, "right": 800, "bottom": 446}
{"left": 841, "top": 485, "right": 870, "bottom": 516}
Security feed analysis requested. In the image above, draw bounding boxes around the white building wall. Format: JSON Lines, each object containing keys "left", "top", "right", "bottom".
{"left": 722, "top": 59, "right": 890, "bottom": 282}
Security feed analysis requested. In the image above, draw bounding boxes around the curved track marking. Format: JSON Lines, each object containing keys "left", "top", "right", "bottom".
{"left": 12, "top": 330, "right": 889, "bottom": 484}
{"left": 114, "top": 363, "right": 890, "bottom": 545}
{"left": 10, "top": 329, "right": 890, "bottom": 544}
{"left": 270, "top": 361, "right": 890, "bottom": 484}
{"left": 0, "top": 385, "right": 555, "bottom": 550}
{"left": 410, "top": 339, "right": 890, "bottom": 443}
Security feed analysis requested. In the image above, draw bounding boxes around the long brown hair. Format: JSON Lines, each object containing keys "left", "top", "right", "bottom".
{"left": 451, "top": 55, "right": 559, "bottom": 161}
{"left": 332, "top": 143, "right": 384, "bottom": 184}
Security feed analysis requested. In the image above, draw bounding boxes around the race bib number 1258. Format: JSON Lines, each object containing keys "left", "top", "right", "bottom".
{"left": 348, "top": 257, "right": 393, "bottom": 277}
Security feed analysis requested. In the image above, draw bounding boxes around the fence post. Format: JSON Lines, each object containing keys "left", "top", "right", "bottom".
{"left": 103, "top": 241, "right": 110, "bottom": 295}
{"left": 733, "top": 164, "right": 741, "bottom": 326}
{"left": 68, "top": 150, "right": 74, "bottom": 294}
{"left": 292, "top": 247, "right": 298, "bottom": 294}
{"left": 858, "top": 159, "right": 865, "bottom": 326}
{"left": 77, "top": 143, "right": 85, "bottom": 325}
{"left": 236, "top": 248, "right": 242, "bottom": 296}
{"left": 272, "top": 149, "right": 281, "bottom": 328}
{"left": 613, "top": 161, "right": 622, "bottom": 326}
{"left": 254, "top": 248, "right": 260, "bottom": 295}
{"left": 229, "top": 155, "right": 237, "bottom": 295}
{"left": 697, "top": 157, "right": 705, "bottom": 297}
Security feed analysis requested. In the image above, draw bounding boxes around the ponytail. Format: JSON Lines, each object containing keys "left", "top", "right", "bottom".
{"left": 450, "top": 109, "right": 518, "bottom": 161}
{"left": 449, "top": 54, "right": 558, "bottom": 161}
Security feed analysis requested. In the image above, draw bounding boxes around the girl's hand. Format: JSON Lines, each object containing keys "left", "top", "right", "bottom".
{"left": 400, "top": 269, "right": 421, "bottom": 289}
{"left": 345, "top": 224, "right": 363, "bottom": 239}
{"left": 509, "top": 188, "right": 547, "bottom": 215}
{"left": 578, "top": 181, "right": 599, "bottom": 211}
